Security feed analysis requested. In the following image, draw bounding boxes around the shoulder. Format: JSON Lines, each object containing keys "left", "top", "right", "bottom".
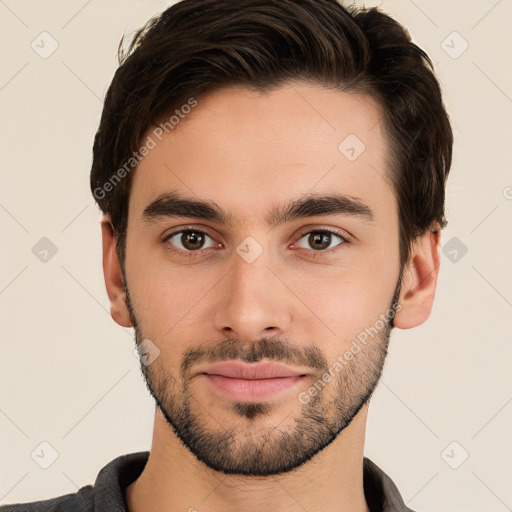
{"left": 0, "top": 485, "right": 94, "bottom": 512}
{"left": 363, "top": 457, "right": 417, "bottom": 512}
{"left": 0, "top": 451, "right": 149, "bottom": 512}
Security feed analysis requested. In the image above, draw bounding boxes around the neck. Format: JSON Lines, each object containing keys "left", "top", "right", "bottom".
{"left": 126, "top": 405, "right": 371, "bottom": 512}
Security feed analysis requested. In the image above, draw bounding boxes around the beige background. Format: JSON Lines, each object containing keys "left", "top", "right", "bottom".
{"left": 1, "top": 0, "right": 511, "bottom": 510}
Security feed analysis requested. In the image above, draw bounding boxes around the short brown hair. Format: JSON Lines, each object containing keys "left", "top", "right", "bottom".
{"left": 90, "top": 0, "right": 453, "bottom": 271}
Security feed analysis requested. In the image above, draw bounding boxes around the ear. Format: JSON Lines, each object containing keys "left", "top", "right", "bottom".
{"left": 101, "top": 216, "right": 133, "bottom": 328}
{"left": 393, "top": 226, "right": 442, "bottom": 329}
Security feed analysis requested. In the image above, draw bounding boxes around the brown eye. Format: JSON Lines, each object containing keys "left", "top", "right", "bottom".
{"left": 308, "top": 232, "right": 331, "bottom": 250}
{"left": 165, "top": 230, "right": 216, "bottom": 252}
{"left": 181, "top": 231, "right": 205, "bottom": 250}
{"left": 296, "top": 230, "right": 345, "bottom": 252}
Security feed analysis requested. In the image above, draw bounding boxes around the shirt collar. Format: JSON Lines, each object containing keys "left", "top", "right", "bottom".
{"left": 363, "top": 457, "right": 415, "bottom": 512}
{"left": 91, "top": 451, "right": 414, "bottom": 512}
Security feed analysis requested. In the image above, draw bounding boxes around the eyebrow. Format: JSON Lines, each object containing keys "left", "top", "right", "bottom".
{"left": 142, "top": 191, "right": 375, "bottom": 227}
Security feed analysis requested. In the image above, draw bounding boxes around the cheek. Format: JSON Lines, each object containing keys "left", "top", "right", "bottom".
{"left": 128, "top": 271, "right": 210, "bottom": 372}
{"left": 287, "top": 260, "right": 397, "bottom": 346}
{"left": 126, "top": 258, "right": 218, "bottom": 335}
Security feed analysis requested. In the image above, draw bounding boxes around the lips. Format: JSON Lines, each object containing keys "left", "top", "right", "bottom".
{"left": 197, "top": 361, "right": 308, "bottom": 379}
{"left": 196, "top": 361, "right": 309, "bottom": 402}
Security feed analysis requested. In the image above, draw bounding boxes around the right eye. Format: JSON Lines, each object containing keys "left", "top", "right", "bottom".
{"left": 164, "top": 229, "right": 219, "bottom": 254}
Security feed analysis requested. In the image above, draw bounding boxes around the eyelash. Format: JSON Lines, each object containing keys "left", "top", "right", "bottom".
{"left": 292, "top": 227, "right": 349, "bottom": 256}
{"left": 162, "top": 226, "right": 349, "bottom": 259}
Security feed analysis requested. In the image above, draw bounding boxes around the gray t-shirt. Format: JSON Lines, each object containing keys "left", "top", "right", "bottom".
{"left": 0, "top": 452, "right": 415, "bottom": 512}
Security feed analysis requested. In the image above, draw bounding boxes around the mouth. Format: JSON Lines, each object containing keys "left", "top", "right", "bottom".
{"left": 196, "top": 361, "right": 309, "bottom": 402}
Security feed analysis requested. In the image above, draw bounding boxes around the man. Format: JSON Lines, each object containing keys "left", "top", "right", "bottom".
{"left": 0, "top": 0, "right": 452, "bottom": 511}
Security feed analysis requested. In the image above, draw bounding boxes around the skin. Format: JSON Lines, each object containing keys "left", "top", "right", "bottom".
{"left": 101, "top": 81, "right": 441, "bottom": 512}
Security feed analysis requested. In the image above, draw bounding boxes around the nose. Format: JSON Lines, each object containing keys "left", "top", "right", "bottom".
{"left": 212, "top": 248, "right": 292, "bottom": 342}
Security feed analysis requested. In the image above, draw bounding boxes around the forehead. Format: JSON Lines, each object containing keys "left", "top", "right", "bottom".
{"left": 130, "top": 81, "right": 395, "bottom": 226}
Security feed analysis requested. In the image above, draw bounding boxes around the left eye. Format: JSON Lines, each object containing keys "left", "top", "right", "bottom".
{"left": 295, "top": 230, "right": 346, "bottom": 251}
{"left": 165, "top": 230, "right": 218, "bottom": 251}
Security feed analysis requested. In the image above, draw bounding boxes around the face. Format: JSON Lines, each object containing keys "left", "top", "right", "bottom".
{"left": 121, "top": 81, "right": 403, "bottom": 476}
